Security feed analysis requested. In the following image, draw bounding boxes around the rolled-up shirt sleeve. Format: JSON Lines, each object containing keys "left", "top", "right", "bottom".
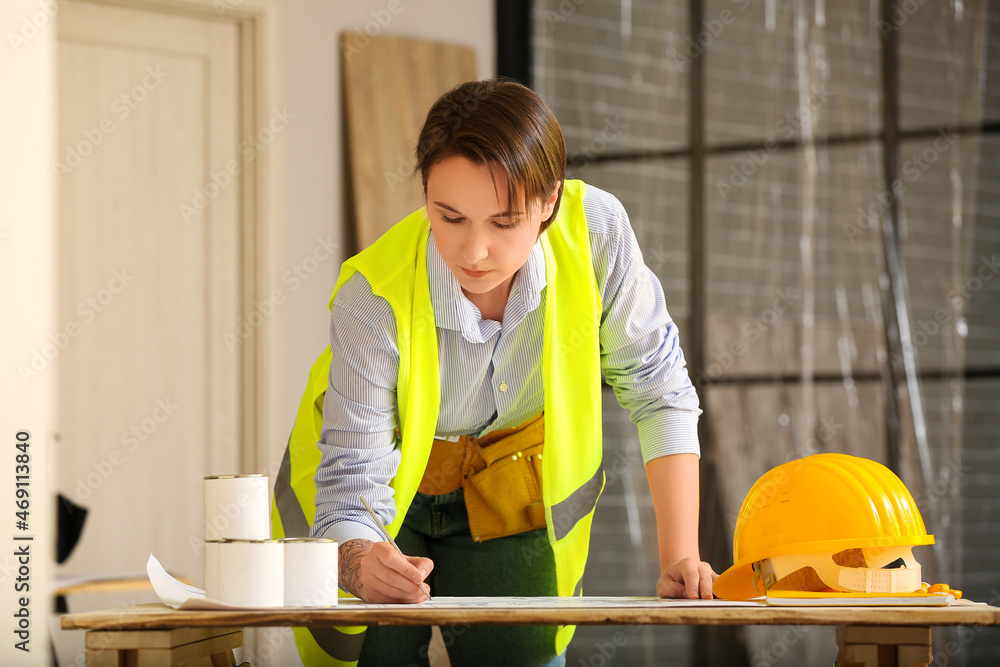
{"left": 585, "top": 186, "right": 702, "bottom": 465}
{"left": 309, "top": 272, "right": 402, "bottom": 545}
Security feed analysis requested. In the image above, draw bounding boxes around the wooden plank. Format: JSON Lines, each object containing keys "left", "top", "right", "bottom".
{"left": 167, "top": 631, "right": 242, "bottom": 665}
{"left": 86, "top": 649, "right": 125, "bottom": 667}
{"left": 838, "top": 625, "right": 931, "bottom": 646}
{"left": 844, "top": 643, "right": 879, "bottom": 664}
{"left": 56, "top": 576, "right": 150, "bottom": 597}
{"left": 341, "top": 32, "right": 477, "bottom": 252}
{"left": 129, "top": 631, "right": 242, "bottom": 667}
{"left": 87, "top": 627, "right": 241, "bottom": 650}
{"left": 210, "top": 649, "right": 238, "bottom": 667}
{"left": 62, "top": 600, "right": 1000, "bottom": 631}
{"left": 877, "top": 643, "right": 897, "bottom": 667}
{"left": 55, "top": 575, "right": 193, "bottom": 597}
{"left": 897, "top": 643, "right": 932, "bottom": 666}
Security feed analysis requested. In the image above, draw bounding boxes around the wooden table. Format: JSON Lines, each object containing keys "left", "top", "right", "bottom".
{"left": 61, "top": 598, "right": 1000, "bottom": 667}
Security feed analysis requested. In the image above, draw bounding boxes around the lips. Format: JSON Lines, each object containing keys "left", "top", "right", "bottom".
{"left": 462, "top": 268, "right": 490, "bottom": 278}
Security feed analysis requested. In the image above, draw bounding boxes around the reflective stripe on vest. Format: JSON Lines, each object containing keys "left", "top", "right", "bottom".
{"left": 272, "top": 179, "right": 604, "bottom": 663}
{"left": 552, "top": 463, "right": 605, "bottom": 541}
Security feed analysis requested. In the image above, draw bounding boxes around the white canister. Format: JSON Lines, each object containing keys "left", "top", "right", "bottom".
{"left": 209, "top": 539, "right": 284, "bottom": 607}
{"left": 204, "top": 540, "right": 222, "bottom": 598}
{"left": 204, "top": 474, "right": 270, "bottom": 541}
{"left": 280, "top": 538, "right": 339, "bottom": 607}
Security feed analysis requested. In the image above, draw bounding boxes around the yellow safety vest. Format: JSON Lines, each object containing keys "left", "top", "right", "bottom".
{"left": 272, "top": 179, "right": 605, "bottom": 665}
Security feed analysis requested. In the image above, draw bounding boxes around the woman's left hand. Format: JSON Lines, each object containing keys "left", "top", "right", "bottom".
{"left": 656, "top": 557, "right": 718, "bottom": 599}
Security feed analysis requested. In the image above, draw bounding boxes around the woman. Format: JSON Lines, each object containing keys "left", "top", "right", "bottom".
{"left": 274, "top": 78, "right": 717, "bottom": 667}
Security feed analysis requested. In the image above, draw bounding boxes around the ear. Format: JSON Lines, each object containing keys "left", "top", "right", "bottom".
{"left": 540, "top": 183, "right": 560, "bottom": 220}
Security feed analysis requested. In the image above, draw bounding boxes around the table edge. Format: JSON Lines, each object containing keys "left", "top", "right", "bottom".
{"left": 61, "top": 604, "right": 1000, "bottom": 631}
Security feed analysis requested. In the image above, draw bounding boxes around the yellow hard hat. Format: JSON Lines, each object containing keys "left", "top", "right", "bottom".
{"left": 714, "top": 453, "right": 935, "bottom": 600}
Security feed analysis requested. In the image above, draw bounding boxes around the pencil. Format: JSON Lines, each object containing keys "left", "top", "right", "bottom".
{"left": 359, "top": 494, "right": 431, "bottom": 600}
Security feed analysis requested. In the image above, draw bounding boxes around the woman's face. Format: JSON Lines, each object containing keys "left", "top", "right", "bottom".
{"left": 426, "top": 155, "right": 557, "bottom": 302}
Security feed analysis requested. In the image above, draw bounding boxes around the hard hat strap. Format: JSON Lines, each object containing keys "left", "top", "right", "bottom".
{"left": 836, "top": 563, "right": 922, "bottom": 593}
{"left": 762, "top": 546, "right": 923, "bottom": 595}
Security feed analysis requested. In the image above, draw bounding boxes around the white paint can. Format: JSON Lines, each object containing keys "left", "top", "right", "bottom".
{"left": 204, "top": 474, "right": 269, "bottom": 541}
{"left": 280, "top": 538, "right": 339, "bottom": 607}
{"left": 204, "top": 540, "right": 222, "bottom": 599}
{"left": 207, "top": 539, "right": 283, "bottom": 607}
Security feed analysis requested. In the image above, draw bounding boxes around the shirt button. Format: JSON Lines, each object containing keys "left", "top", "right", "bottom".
{"left": 499, "top": 382, "right": 508, "bottom": 393}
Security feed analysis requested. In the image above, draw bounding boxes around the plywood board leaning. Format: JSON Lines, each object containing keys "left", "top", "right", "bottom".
{"left": 341, "top": 33, "right": 477, "bottom": 251}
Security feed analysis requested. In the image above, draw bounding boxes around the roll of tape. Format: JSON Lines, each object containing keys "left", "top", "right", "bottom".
{"left": 204, "top": 474, "right": 269, "bottom": 541}
{"left": 209, "top": 539, "right": 283, "bottom": 607}
{"left": 280, "top": 538, "right": 339, "bottom": 607}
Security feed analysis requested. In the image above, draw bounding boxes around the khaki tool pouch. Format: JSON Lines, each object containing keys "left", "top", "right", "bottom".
{"left": 462, "top": 413, "right": 546, "bottom": 542}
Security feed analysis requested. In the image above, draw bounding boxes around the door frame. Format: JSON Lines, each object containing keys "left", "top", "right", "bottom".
{"left": 69, "top": 0, "right": 287, "bottom": 475}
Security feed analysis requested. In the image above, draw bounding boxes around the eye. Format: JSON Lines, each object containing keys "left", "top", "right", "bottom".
{"left": 493, "top": 221, "right": 516, "bottom": 230}
{"left": 441, "top": 215, "right": 463, "bottom": 224}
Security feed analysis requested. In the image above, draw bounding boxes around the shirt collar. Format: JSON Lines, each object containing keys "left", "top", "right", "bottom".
{"left": 426, "top": 233, "right": 547, "bottom": 343}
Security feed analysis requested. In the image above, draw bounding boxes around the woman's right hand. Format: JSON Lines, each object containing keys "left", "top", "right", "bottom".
{"left": 339, "top": 538, "right": 433, "bottom": 603}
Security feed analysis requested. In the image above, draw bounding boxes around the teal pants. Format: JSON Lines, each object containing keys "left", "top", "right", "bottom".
{"left": 358, "top": 489, "right": 566, "bottom": 667}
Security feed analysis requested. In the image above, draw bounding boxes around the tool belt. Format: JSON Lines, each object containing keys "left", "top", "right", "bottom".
{"left": 418, "top": 412, "right": 545, "bottom": 542}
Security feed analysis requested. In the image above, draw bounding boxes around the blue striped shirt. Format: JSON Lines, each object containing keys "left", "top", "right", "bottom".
{"left": 311, "top": 184, "right": 701, "bottom": 545}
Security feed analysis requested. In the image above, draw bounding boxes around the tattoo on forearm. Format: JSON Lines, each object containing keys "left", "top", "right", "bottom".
{"left": 340, "top": 539, "right": 374, "bottom": 599}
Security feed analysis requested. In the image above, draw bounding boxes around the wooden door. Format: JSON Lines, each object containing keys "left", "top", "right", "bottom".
{"left": 56, "top": 0, "right": 243, "bottom": 584}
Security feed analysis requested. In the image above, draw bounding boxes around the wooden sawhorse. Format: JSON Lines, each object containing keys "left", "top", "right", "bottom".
{"left": 82, "top": 626, "right": 243, "bottom": 667}
{"left": 835, "top": 624, "right": 932, "bottom": 666}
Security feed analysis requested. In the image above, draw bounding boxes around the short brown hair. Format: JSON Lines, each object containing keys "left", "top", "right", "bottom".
{"left": 413, "top": 78, "right": 567, "bottom": 231}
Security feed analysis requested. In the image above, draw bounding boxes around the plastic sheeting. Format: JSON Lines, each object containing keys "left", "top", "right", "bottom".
{"left": 535, "top": 0, "right": 1000, "bottom": 665}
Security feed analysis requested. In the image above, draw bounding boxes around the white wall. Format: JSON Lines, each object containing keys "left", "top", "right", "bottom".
{"left": 0, "top": 1, "right": 492, "bottom": 663}
{"left": 282, "top": 0, "right": 496, "bottom": 426}
{"left": 0, "top": 2, "right": 56, "bottom": 665}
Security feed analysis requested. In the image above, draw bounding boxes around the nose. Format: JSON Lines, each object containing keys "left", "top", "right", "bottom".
{"left": 462, "top": 224, "right": 488, "bottom": 266}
